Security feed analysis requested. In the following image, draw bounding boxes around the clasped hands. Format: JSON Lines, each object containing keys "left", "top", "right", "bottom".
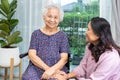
{"left": 41, "top": 67, "right": 68, "bottom": 80}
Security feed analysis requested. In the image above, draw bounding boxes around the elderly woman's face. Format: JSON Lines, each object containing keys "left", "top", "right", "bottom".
{"left": 44, "top": 8, "right": 60, "bottom": 29}
{"left": 85, "top": 22, "right": 99, "bottom": 45}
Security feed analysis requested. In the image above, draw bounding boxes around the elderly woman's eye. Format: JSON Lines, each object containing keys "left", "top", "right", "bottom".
{"left": 54, "top": 16, "right": 58, "bottom": 19}
{"left": 47, "top": 15, "right": 52, "bottom": 18}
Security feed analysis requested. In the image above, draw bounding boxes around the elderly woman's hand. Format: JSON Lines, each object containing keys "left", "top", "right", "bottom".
{"left": 41, "top": 67, "right": 56, "bottom": 80}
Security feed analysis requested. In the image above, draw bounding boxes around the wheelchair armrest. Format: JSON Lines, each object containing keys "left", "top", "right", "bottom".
{"left": 19, "top": 52, "right": 28, "bottom": 58}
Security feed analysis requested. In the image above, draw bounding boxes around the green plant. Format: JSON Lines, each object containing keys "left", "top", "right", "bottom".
{"left": 0, "top": 0, "right": 22, "bottom": 48}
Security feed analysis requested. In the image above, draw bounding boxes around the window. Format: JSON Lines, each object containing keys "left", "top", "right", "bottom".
{"left": 60, "top": 0, "right": 99, "bottom": 65}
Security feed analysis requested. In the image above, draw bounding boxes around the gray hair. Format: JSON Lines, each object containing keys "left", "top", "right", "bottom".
{"left": 42, "top": 4, "right": 64, "bottom": 21}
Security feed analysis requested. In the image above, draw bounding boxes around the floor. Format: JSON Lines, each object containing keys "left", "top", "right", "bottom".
{"left": 0, "top": 65, "right": 77, "bottom": 80}
{"left": 0, "top": 76, "right": 19, "bottom": 80}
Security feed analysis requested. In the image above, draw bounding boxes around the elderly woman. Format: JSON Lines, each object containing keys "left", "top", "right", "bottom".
{"left": 56, "top": 17, "right": 120, "bottom": 80}
{"left": 22, "top": 4, "right": 70, "bottom": 80}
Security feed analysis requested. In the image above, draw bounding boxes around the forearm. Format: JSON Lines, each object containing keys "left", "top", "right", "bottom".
{"left": 51, "top": 53, "right": 68, "bottom": 71}
{"left": 67, "top": 72, "right": 76, "bottom": 79}
{"left": 28, "top": 50, "right": 50, "bottom": 70}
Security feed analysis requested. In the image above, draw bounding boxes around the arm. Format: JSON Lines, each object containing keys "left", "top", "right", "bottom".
{"left": 67, "top": 71, "right": 76, "bottom": 79}
{"left": 28, "top": 49, "right": 50, "bottom": 70}
{"left": 28, "top": 31, "right": 50, "bottom": 70}
{"left": 51, "top": 53, "right": 68, "bottom": 70}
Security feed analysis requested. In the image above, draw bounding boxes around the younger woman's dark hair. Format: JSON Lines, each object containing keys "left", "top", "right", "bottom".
{"left": 88, "top": 17, "right": 120, "bottom": 62}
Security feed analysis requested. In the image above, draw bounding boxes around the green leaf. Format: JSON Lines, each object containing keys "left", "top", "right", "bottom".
{"left": 11, "top": 36, "right": 23, "bottom": 45}
{"left": 0, "top": 19, "right": 9, "bottom": 24}
{"left": 1, "top": 41, "right": 7, "bottom": 47}
{"left": 0, "top": 4, "right": 8, "bottom": 16}
{"left": 0, "top": 31, "right": 9, "bottom": 39}
{"left": 0, "top": 23, "right": 10, "bottom": 33}
{"left": 10, "top": 0, "right": 17, "bottom": 12}
{"left": 0, "top": 40, "right": 5, "bottom": 43}
{"left": 7, "top": 31, "right": 20, "bottom": 44}
{"left": 7, "top": 10, "right": 15, "bottom": 20}
{"left": 10, "top": 19, "right": 18, "bottom": 30}
{"left": 1, "top": 0, "right": 10, "bottom": 14}
{"left": 0, "top": 5, "right": 7, "bottom": 17}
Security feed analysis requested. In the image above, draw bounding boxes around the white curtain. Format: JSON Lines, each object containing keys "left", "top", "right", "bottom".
{"left": 100, "top": 0, "right": 113, "bottom": 36}
{"left": 15, "top": 0, "right": 44, "bottom": 53}
{"left": 100, "top": 0, "right": 120, "bottom": 46}
{"left": 111, "top": 0, "right": 120, "bottom": 46}
{"left": 100, "top": 0, "right": 112, "bottom": 22}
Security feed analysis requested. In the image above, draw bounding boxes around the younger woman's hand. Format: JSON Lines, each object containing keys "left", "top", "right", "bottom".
{"left": 53, "top": 70, "right": 68, "bottom": 80}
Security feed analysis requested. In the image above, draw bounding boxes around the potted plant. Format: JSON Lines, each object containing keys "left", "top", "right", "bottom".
{"left": 0, "top": 0, "right": 23, "bottom": 67}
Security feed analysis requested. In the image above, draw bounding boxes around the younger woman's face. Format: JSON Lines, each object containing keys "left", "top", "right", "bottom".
{"left": 85, "top": 22, "right": 99, "bottom": 45}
